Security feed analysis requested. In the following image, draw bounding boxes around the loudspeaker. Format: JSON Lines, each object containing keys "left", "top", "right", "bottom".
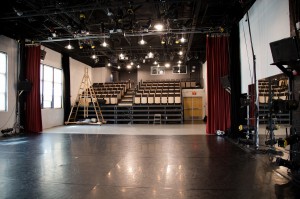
{"left": 17, "top": 81, "right": 32, "bottom": 91}
{"left": 220, "top": 75, "right": 231, "bottom": 93}
{"left": 41, "top": 49, "right": 46, "bottom": 61}
{"left": 270, "top": 36, "right": 300, "bottom": 64}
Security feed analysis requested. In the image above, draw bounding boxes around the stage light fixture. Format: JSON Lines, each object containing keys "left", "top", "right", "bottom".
{"left": 138, "top": 35, "right": 147, "bottom": 45}
{"left": 148, "top": 51, "right": 154, "bottom": 58}
{"left": 91, "top": 43, "right": 96, "bottom": 49}
{"left": 180, "top": 35, "right": 186, "bottom": 43}
{"left": 161, "top": 36, "right": 166, "bottom": 44}
{"left": 102, "top": 40, "right": 108, "bottom": 47}
{"left": 126, "top": 64, "right": 132, "bottom": 69}
{"left": 65, "top": 40, "right": 74, "bottom": 50}
{"left": 119, "top": 52, "right": 125, "bottom": 59}
{"left": 175, "top": 35, "right": 180, "bottom": 44}
{"left": 154, "top": 23, "right": 164, "bottom": 31}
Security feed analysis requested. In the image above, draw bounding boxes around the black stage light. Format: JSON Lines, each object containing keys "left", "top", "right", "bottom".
{"left": 1, "top": 128, "right": 13, "bottom": 134}
{"left": 276, "top": 158, "right": 297, "bottom": 169}
{"left": 239, "top": 125, "right": 255, "bottom": 132}
{"left": 265, "top": 139, "right": 277, "bottom": 146}
{"left": 272, "top": 99, "right": 299, "bottom": 113}
{"left": 278, "top": 134, "right": 300, "bottom": 147}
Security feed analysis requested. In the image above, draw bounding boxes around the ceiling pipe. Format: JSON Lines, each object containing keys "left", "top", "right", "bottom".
{"left": 184, "top": 0, "right": 202, "bottom": 64}
{"left": 0, "top": 0, "right": 187, "bottom": 20}
{"left": 37, "top": 35, "right": 110, "bottom": 43}
{"left": 36, "top": 28, "right": 219, "bottom": 43}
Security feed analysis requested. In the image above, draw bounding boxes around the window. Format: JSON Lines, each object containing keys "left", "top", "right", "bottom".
{"left": 0, "top": 52, "right": 7, "bottom": 111}
{"left": 172, "top": 65, "right": 187, "bottom": 74}
{"left": 40, "top": 64, "right": 63, "bottom": 108}
{"left": 151, "top": 66, "right": 165, "bottom": 75}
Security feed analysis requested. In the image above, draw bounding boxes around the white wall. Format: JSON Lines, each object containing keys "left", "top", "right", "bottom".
{"left": 40, "top": 46, "right": 64, "bottom": 129}
{"left": 92, "top": 67, "right": 111, "bottom": 83}
{"left": 0, "top": 36, "right": 18, "bottom": 130}
{"left": 239, "top": 0, "right": 290, "bottom": 93}
{"left": 70, "top": 58, "right": 92, "bottom": 105}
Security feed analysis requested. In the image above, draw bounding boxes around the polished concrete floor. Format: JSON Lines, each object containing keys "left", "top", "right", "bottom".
{"left": 0, "top": 124, "right": 299, "bottom": 199}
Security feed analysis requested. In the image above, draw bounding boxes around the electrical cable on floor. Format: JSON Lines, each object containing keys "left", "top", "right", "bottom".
{"left": 0, "top": 104, "right": 16, "bottom": 130}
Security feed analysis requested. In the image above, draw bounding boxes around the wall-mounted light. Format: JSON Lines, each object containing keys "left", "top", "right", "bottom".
{"left": 178, "top": 50, "right": 183, "bottom": 56}
{"left": 107, "top": 63, "right": 111, "bottom": 67}
{"left": 153, "top": 61, "right": 157, "bottom": 65}
{"left": 137, "top": 65, "right": 140, "bottom": 69}
{"left": 117, "top": 65, "right": 121, "bottom": 69}
{"left": 126, "top": 64, "right": 132, "bottom": 69}
{"left": 165, "top": 63, "right": 170, "bottom": 68}
{"left": 91, "top": 54, "right": 97, "bottom": 59}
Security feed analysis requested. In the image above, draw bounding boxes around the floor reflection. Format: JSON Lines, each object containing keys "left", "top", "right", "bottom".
{"left": 0, "top": 131, "right": 299, "bottom": 198}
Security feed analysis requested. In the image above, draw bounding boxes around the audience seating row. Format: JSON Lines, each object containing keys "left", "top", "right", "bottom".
{"left": 134, "top": 93, "right": 181, "bottom": 104}
{"left": 78, "top": 95, "right": 119, "bottom": 105}
{"left": 136, "top": 89, "right": 180, "bottom": 95}
{"left": 258, "top": 78, "right": 289, "bottom": 104}
{"left": 141, "top": 80, "right": 197, "bottom": 88}
{"left": 135, "top": 80, "right": 182, "bottom": 105}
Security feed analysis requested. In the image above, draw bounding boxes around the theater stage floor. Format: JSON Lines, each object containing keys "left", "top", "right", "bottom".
{"left": 0, "top": 123, "right": 299, "bottom": 199}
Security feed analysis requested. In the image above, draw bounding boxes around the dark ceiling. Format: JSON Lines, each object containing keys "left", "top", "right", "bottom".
{"left": 0, "top": 0, "right": 255, "bottom": 69}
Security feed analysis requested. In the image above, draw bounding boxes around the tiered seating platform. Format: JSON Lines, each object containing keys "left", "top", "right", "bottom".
{"left": 92, "top": 82, "right": 130, "bottom": 104}
{"left": 134, "top": 80, "right": 182, "bottom": 105}
{"left": 258, "top": 78, "right": 290, "bottom": 124}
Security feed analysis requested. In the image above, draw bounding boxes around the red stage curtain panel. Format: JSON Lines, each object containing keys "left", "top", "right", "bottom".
{"left": 206, "top": 35, "right": 231, "bottom": 134}
{"left": 25, "top": 46, "right": 43, "bottom": 133}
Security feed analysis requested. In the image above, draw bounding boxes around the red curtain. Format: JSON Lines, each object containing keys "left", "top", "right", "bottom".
{"left": 206, "top": 35, "right": 231, "bottom": 134}
{"left": 248, "top": 84, "right": 255, "bottom": 126}
{"left": 25, "top": 46, "right": 43, "bottom": 133}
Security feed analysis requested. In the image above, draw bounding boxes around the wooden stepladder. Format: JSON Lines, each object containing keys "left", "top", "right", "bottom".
{"left": 65, "top": 68, "right": 105, "bottom": 125}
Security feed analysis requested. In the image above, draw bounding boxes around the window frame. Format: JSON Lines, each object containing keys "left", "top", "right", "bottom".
{"left": 0, "top": 51, "right": 7, "bottom": 112}
{"left": 40, "top": 64, "right": 63, "bottom": 109}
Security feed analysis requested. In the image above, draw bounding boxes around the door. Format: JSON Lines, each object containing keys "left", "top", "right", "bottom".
{"left": 183, "top": 97, "right": 203, "bottom": 120}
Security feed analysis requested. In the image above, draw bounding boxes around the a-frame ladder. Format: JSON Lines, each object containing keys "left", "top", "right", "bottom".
{"left": 65, "top": 68, "right": 105, "bottom": 125}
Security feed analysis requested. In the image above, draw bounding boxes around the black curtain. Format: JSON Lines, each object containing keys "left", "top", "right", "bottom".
{"left": 18, "top": 39, "right": 27, "bottom": 131}
{"left": 229, "top": 24, "right": 244, "bottom": 138}
{"left": 62, "top": 53, "right": 71, "bottom": 122}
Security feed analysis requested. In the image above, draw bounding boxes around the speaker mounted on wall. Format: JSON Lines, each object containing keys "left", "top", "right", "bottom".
{"left": 220, "top": 75, "right": 231, "bottom": 94}
{"left": 270, "top": 36, "right": 300, "bottom": 73}
{"left": 41, "top": 49, "right": 47, "bottom": 61}
{"left": 17, "top": 80, "right": 32, "bottom": 92}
